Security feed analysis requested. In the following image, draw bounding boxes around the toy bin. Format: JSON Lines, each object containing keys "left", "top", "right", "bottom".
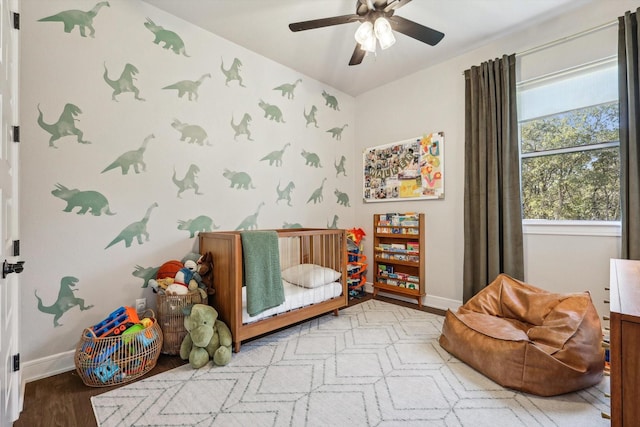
{"left": 74, "top": 309, "right": 162, "bottom": 387}
{"left": 156, "top": 290, "right": 205, "bottom": 355}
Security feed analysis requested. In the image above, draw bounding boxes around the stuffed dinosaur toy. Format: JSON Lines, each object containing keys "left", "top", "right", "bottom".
{"left": 179, "top": 304, "right": 232, "bottom": 368}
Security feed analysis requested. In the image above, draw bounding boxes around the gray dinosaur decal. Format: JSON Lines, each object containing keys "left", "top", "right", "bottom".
{"left": 221, "top": 57, "right": 245, "bottom": 87}
{"left": 273, "top": 79, "right": 302, "bottom": 99}
{"left": 105, "top": 202, "right": 158, "bottom": 249}
{"left": 335, "top": 156, "right": 347, "bottom": 177}
{"left": 276, "top": 181, "right": 295, "bottom": 206}
{"left": 304, "top": 105, "right": 319, "bottom": 128}
{"left": 163, "top": 73, "right": 211, "bottom": 101}
{"left": 235, "top": 202, "right": 265, "bottom": 230}
{"left": 173, "top": 164, "right": 203, "bottom": 198}
{"left": 322, "top": 90, "right": 340, "bottom": 111}
{"left": 327, "top": 214, "right": 339, "bottom": 229}
{"left": 307, "top": 178, "right": 327, "bottom": 204}
{"left": 37, "top": 103, "right": 90, "bottom": 148}
{"left": 327, "top": 124, "right": 348, "bottom": 140}
{"left": 260, "top": 143, "right": 290, "bottom": 167}
{"left": 51, "top": 183, "right": 116, "bottom": 216}
{"left": 144, "top": 17, "right": 190, "bottom": 56}
{"left": 301, "top": 149, "right": 322, "bottom": 168}
{"left": 223, "top": 169, "right": 255, "bottom": 190}
{"left": 177, "top": 215, "right": 219, "bottom": 238}
{"left": 35, "top": 276, "right": 93, "bottom": 327}
{"left": 282, "top": 222, "right": 303, "bottom": 229}
{"left": 258, "top": 100, "right": 285, "bottom": 123}
{"left": 231, "top": 113, "right": 253, "bottom": 141}
{"left": 334, "top": 189, "right": 351, "bottom": 207}
{"left": 171, "top": 119, "right": 210, "bottom": 146}
{"left": 38, "top": 1, "right": 110, "bottom": 38}
{"left": 132, "top": 265, "right": 159, "bottom": 288}
{"left": 103, "top": 62, "right": 144, "bottom": 101}
{"left": 102, "top": 134, "right": 155, "bottom": 175}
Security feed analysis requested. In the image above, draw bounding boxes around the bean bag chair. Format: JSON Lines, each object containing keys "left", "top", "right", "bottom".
{"left": 438, "top": 274, "right": 604, "bottom": 396}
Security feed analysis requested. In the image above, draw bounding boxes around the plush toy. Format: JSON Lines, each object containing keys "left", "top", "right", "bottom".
{"left": 179, "top": 304, "right": 232, "bottom": 368}
{"left": 166, "top": 260, "right": 197, "bottom": 295}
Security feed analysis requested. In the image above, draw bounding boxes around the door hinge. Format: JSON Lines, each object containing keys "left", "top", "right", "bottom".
{"left": 12, "top": 126, "right": 19, "bottom": 143}
{"left": 13, "top": 240, "right": 19, "bottom": 257}
{"left": 13, "top": 354, "right": 19, "bottom": 372}
{"left": 12, "top": 12, "right": 19, "bottom": 30}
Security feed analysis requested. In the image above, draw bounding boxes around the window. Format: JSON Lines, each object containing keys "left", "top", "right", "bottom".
{"left": 518, "top": 60, "right": 620, "bottom": 222}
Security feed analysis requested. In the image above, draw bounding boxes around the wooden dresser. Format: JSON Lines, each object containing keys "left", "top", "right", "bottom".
{"left": 609, "top": 259, "right": 640, "bottom": 427}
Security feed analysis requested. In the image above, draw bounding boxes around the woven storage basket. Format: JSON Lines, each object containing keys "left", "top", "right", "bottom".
{"left": 74, "top": 310, "right": 163, "bottom": 387}
{"left": 156, "top": 290, "right": 205, "bottom": 355}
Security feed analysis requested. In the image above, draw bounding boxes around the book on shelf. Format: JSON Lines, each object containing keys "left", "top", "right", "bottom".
{"left": 406, "top": 241, "right": 420, "bottom": 252}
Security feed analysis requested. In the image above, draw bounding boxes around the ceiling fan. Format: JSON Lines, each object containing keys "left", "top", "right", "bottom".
{"left": 289, "top": 0, "right": 445, "bottom": 66}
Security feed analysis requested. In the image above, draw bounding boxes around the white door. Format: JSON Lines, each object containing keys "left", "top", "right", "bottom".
{"left": 0, "top": 0, "right": 20, "bottom": 425}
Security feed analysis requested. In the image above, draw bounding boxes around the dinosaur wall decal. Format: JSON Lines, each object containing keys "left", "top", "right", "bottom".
{"left": 173, "top": 165, "right": 203, "bottom": 198}
{"left": 273, "top": 78, "right": 302, "bottom": 99}
{"left": 177, "top": 215, "right": 219, "bottom": 238}
{"left": 307, "top": 178, "right": 327, "bottom": 204}
{"left": 132, "top": 265, "right": 160, "bottom": 288}
{"left": 37, "top": 103, "right": 90, "bottom": 148}
{"left": 327, "top": 214, "right": 339, "bottom": 229}
{"left": 304, "top": 105, "right": 319, "bottom": 128}
{"left": 327, "top": 124, "right": 348, "bottom": 140}
{"left": 221, "top": 57, "right": 245, "bottom": 87}
{"left": 105, "top": 202, "right": 158, "bottom": 249}
{"left": 321, "top": 90, "right": 340, "bottom": 111}
{"left": 260, "top": 143, "right": 290, "bottom": 167}
{"left": 51, "top": 183, "right": 116, "bottom": 216}
{"left": 230, "top": 113, "right": 254, "bottom": 141}
{"left": 163, "top": 73, "right": 211, "bottom": 101}
{"left": 144, "top": 17, "right": 190, "bottom": 56}
{"left": 335, "top": 156, "right": 347, "bottom": 177}
{"left": 334, "top": 189, "right": 351, "bottom": 207}
{"left": 276, "top": 181, "right": 295, "bottom": 206}
{"left": 38, "top": 1, "right": 110, "bottom": 38}
{"left": 171, "top": 119, "right": 210, "bottom": 146}
{"left": 103, "top": 62, "right": 145, "bottom": 101}
{"left": 301, "top": 149, "right": 322, "bottom": 168}
{"left": 223, "top": 169, "right": 256, "bottom": 190}
{"left": 235, "top": 202, "right": 265, "bottom": 230}
{"left": 258, "top": 100, "right": 285, "bottom": 123}
{"left": 35, "top": 276, "right": 94, "bottom": 327}
{"left": 101, "top": 134, "right": 155, "bottom": 175}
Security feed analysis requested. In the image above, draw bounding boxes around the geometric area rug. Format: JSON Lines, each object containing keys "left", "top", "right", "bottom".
{"left": 92, "top": 299, "right": 610, "bottom": 427}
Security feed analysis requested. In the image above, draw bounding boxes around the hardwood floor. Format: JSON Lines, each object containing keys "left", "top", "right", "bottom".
{"left": 14, "top": 294, "right": 445, "bottom": 427}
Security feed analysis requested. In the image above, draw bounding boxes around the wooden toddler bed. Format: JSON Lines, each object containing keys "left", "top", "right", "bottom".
{"left": 199, "top": 228, "right": 348, "bottom": 352}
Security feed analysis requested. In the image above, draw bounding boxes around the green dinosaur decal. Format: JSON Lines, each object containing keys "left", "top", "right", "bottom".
{"left": 132, "top": 265, "right": 159, "bottom": 288}
{"left": 276, "top": 181, "right": 295, "bottom": 206}
{"left": 335, "top": 155, "right": 347, "bottom": 177}
{"left": 260, "top": 143, "right": 290, "bottom": 167}
{"left": 103, "top": 62, "right": 144, "bottom": 102}
{"left": 105, "top": 202, "right": 158, "bottom": 249}
{"left": 273, "top": 79, "right": 302, "bottom": 99}
{"left": 51, "top": 183, "right": 116, "bottom": 216}
{"left": 307, "top": 178, "right": 327, "bottom": 204}
{"left": 102, "top": 134, "right": 155, "bottom": 175}
{"left": 163, "top": 73, "right": 211, "bottom": 101}
{"left": 38, "top": 1, "right": 110, "bottom": 38}
{"left": 173, "top": 165, "right": 203, "bottom": 198}
{"left": 327, "top": 214, "right": 339, "bottom": 229}
{"left": 304, "top": 105, "right": 319, "bottom": 128}
{"left": 230, "top": 113, "right": 254, "bottom": 141}
{"left": 37, "top": 103, "right": 90, "bottom": 148}
{"left": 144, "top": 18, "right": 190, "bottom": 57}
{"left": 235, "top": 202, "right": 265, "bottom": 230}
{"left": 258, "top": 100, "right": 285, "bottom": 123}
{"left": 301, "top": 149, "right": 322, "bottom": 168}
{"left": 35, "top": 276, "right": 93, "bottom": 327}
{"left": 221, "top": 57, "right": 245, "bottom": 87}
{"left": 327, "top": 124, "right": 348, "bottom": 140}
{"left": 223, "top": 168, "right": 255, "bottom": 190}
{"left": 171, "top": 119, "right": 210, "bottom": 146}
{"left": 334, "top": 189, "right": 351, "bottom": 207}
{"left": 322, "top": 90, "right": 340, "bottom": 111}
{"left": 177, "top": 215, "right": 219, "bottom": 238}
{"left": 282, "top": 222, "right": 303, "bottom": 229}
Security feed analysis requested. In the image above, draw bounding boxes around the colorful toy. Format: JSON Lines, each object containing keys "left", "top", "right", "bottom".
{"left": 346, "top": 228, "right": 367, "bottom": 298}
{"left": 166, "top": 260, "right": 197, "bottom": 295}
{"left": 90, "top": 306, "right": 140, "bottom": 337}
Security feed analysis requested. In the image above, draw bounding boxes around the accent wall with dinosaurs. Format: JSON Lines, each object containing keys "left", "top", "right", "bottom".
{"left": 20, "top": 0, "right": 356, "bottom": 378}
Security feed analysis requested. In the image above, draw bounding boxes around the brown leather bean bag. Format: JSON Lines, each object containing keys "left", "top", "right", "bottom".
{"left": 439, "top": 274, "right": 604, "bottom": 396}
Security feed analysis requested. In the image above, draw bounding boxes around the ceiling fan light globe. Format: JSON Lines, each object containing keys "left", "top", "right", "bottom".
{"left": 374, "top": 17, "right": 396, "bottom": 49}
{"left": 354, "top": 21, "right": 374, "bottom": 44}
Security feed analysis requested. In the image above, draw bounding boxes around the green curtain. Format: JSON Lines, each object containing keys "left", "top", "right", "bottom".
{"left": 463, "top": 54, "right": 524, "bottom": 302}
{"left": 619, "top": 9, "right": 640, "bottom": 260}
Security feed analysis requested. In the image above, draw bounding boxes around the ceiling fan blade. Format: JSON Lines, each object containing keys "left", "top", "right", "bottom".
{"left": 289, "top": 14, "right": 360, "bottom": 32}
{"left": 349, "top": 44, "right": 366, "bottom": 66}
{"left": 388, "top": 15, "right": 444, "bottom": 46}
{"left": 383, "top": 0, "right": 412, "bottom": 13}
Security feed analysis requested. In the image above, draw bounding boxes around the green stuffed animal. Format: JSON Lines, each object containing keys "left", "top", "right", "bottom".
{"left": 179, "top": 304, "right": 232, "bottom": 368}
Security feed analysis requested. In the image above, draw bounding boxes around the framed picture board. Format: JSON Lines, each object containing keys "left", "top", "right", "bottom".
{"left": 363, "top": 132, "right": 444, "bottom": 202}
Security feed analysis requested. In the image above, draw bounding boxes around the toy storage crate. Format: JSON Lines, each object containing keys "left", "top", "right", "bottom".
{"left": 74, "top": 310, "right": 162, "bottom": 387}
{"left": 156, "top": 290, "right": 205, "bottom": 355}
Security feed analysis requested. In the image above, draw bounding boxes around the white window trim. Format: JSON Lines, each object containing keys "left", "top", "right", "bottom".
{"left": 523, "top": 219, "right": 621, "bottom": 237}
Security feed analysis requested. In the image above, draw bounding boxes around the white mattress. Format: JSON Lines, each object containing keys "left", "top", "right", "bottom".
{"left": 242, "top": 280, "right": 343, "bottom": 324}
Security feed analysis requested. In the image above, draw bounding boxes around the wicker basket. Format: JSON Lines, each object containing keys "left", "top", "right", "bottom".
{"left": 74, "top": 310, "right": 163, "bottom": 387}
{"left": 156, "top": 290, "right": 205, "bottom": 355}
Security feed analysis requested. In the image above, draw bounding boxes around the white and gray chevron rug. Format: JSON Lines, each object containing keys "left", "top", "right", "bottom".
{"left": 91, "top": 299, "right": 610, "bottom": 427}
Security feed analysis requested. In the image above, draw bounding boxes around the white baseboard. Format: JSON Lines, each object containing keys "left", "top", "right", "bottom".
{"left": 22, "top": 350, "right": 75, "bottom": 384}
{"left": 363, "top": 283, "right": 461, "bottom": 312}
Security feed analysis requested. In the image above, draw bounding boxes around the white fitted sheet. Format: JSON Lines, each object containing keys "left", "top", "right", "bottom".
{"left": 242, "top": 280, "right": 343, "bottom": 324}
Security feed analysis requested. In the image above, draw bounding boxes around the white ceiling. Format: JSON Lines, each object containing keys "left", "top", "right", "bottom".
{"left": 143, "top": 0, "right": 597, "bottom": 97}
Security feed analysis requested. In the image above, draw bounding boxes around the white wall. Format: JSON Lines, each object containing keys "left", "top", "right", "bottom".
{"left": 354, "top": 0, "right": 636, "bottom": 316}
